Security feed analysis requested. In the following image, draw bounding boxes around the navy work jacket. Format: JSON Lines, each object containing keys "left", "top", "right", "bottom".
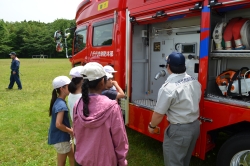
{"left": 10, "top": 59, "right": 20, "bottom": 73}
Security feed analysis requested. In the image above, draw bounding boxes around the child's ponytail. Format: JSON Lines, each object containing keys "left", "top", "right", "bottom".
{"left": 49, "top": 89, "right": 58, "bottom": 116}
{"left": 80, "top": 75, "right": 107, "bottom": 117}
{"left": 68, "top": 77, "right": 83, "bottom": 93}
{"left": 82, "top": 79, "right": 90, "bottom": 117}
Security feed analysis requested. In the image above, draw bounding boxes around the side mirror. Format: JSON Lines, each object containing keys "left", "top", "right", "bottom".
{"left": 54, "top": 30, "right": 62, "bottom": 44}
{"left": 53, "top": 27, "right": 75, "bottom": 58}
{"left": 56, "top": 43, "right": 63, "bottom": 52}
{"left": 54, "top": 30, "right": 64, "bottom": 53}
{"left": 65, "top": 33, "right": 70, "bottom": 39}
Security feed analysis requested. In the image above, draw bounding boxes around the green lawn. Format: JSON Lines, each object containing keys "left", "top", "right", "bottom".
{"left": 0, "top": 59, "right": 217, "bottom": 165}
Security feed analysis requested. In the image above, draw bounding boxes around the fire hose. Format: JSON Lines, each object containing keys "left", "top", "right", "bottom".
{"left": 232, "top": 18, "right": 249, "bottom": 50}
{"left": 213, "top": 22, "right": 227, "bottom": 50}
{"left": 223, "top": 17, "right": 241, "bottom": 50}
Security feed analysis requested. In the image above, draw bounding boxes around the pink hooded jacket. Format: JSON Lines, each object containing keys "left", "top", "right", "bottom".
{"left": 73, "top": 94, "right": 128, "bottom": 166}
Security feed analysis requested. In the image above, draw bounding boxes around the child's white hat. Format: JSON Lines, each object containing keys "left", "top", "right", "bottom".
{"left": 69, "top": 66, "right": 85, "bottom": 78}
{"left": 104, "top": 65, "right": 117, "bottom": 73}
{"left": 52, "top": 76, "right": 71, "bottom": 89}
{"left": 80, "top": 62, "right": 106, "bottom": 81}
{"left": 106, "top": 72, "right": 113, "bottom": 79}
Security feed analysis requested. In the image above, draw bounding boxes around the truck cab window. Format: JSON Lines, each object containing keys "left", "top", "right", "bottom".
{"left": 74, "top": 29, "right": 87, "bottom": 54}
{"left": 93, "top": 23, "right": 113, "bottom": 46}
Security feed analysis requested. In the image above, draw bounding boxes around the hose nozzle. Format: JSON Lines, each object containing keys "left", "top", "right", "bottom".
{"left": 154, "top": 70, "right": 166, "bottom": 80}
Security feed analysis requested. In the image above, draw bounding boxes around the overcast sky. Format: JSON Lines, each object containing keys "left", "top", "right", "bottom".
{"left": 0, "top": 0, "right": 83, "bottom": 23}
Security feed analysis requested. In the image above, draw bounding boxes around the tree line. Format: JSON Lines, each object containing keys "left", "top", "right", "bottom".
{"left": 0, "top": 19, "right": 76, "bottom": 59}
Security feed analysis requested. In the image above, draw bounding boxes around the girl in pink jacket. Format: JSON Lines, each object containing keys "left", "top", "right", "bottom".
{"left": 73, "top": 62, "right": 128, "bottom": 166}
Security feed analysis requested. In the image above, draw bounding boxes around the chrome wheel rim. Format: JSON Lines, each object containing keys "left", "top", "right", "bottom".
{"left": 230, "top": 150, "right": 250, "bottom": 166}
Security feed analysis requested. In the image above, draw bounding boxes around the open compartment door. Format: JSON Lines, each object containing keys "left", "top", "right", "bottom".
{"left": 120, "top": 9, "right": 132, "bottom": 125}
{"left": 126, "top": 0, "right": 202, "bottom": 143}
{"left": 207, "top": 0, "right": 250, "bottom": 8}
{"left": 128, "top": 0, "right": 204, "bottom": 24}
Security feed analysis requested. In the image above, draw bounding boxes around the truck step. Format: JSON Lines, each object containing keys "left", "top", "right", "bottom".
{"left": 205, "top": 94, "right": 250, "bottom": 108}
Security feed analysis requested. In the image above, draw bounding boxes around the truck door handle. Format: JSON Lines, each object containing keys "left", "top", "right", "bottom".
{"left": 199, "top": 116, "right": 213, "bottom": 123}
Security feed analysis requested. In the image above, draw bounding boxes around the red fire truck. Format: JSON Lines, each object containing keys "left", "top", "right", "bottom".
{"left": 55, "top": 0, "right": 250, "bottom": 165}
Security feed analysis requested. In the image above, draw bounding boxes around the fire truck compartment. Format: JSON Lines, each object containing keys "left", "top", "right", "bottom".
{"left": 206, "top": 7, "right": 250, "bottom": 108}
{"left": 131, "top": 17, "right": 201, "bottom": 109}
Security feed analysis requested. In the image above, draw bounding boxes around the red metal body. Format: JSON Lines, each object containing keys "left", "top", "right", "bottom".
{"left": 70, "top": 0, "right": 250, "bottom": 161}
{"left": 71, "top": 0, "right": 127, "bottom": 89}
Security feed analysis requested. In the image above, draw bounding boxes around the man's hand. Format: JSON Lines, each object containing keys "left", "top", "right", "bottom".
{"left": 148, "top": 112, "right": 165, "bottom": 134}
{"left": 148, "top": 126, "right": 155, "bottom": 134}
{"left": 12, "top": 71, "right": 16, "bottom": 75}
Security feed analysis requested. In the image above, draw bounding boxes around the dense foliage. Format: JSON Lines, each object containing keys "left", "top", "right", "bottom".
{"left": 0, "top": 19, "right": 76, "bottom": 58}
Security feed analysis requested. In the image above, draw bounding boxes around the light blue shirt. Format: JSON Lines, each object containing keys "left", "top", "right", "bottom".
{"left": 154, "top": 72, "right": 201, "bottom": 124}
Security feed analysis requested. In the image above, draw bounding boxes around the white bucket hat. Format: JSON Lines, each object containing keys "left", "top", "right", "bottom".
{"left": 52, "top": 76, "right": 71, "bottom": 89}
{"left": 80, "top": 62, "right": 106, "bottom": 81}
{"left": 104, "top": 65, "right": 117, "bottom": 73}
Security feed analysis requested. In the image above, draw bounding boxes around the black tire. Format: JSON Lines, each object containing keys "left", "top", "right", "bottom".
{"left": 216, "top": 132, "right": 250, "bottom": 166}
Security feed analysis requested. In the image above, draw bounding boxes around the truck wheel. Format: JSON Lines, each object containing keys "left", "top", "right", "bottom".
{"left": 216, "top": 132, "right": 250, "bottom": 166}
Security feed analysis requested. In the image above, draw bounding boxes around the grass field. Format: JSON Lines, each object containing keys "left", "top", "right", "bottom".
{"left": 0, "top": 59, "right": 218, "bottom": 165}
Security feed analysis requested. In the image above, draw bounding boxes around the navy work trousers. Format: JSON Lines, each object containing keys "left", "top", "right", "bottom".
{"left": 8, "top": 72, "right": 22, "bottom": 89}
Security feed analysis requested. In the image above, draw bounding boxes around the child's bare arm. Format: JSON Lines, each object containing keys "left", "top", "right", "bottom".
{"left": 112, "top": 81, "right": 125, "bottom": 99}
{"left": 56, "top": 111, "right": 73, "bottom": 136}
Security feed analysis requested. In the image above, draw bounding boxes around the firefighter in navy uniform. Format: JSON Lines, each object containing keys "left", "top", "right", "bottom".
{"left": 148, "top": 52, "right": 201, "bottom": 166}
{"left": 6, "top": 52, "right": 22, "bottom": 90}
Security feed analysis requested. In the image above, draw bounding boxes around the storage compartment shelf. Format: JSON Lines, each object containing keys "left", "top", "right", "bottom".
{"left": 132, "top": 99, "right": 157, "bottom": 110}
{"left": 205, "top": 94, "right": 250, "bottom": 108}
{"left": 210, "top": 52, "right": 250, "bottom": 58}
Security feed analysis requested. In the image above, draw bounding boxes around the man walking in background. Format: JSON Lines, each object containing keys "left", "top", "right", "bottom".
{"left": 6, "top": 52, "right": 22, "bottom": 90}
{"left": 148, "top": 52, "right": 201, "bottom": 166}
